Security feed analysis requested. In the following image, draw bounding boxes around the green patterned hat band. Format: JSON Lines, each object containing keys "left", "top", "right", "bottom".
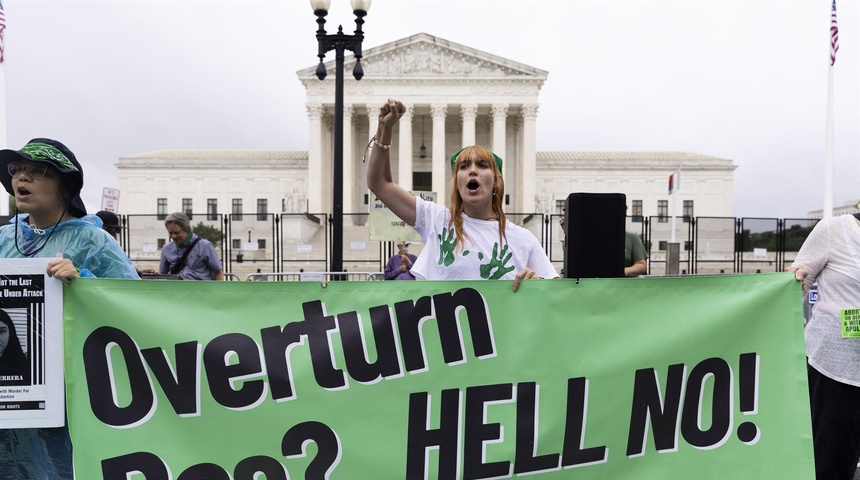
{"left": 19, "top": 142, "right": 79, "bottom": 172}
{"left": 0, "top": 137, "right": 88, "bottom": 217}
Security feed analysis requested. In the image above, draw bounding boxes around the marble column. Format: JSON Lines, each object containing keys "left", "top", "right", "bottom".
{"left": 366, "top": 103, "right": 379, "bottom": 139}
{"left": 343, "top": 104, "right": 355, "bottom": 215}
{"left": 322, "top": 114, "right": 333, "bottom": 213}
{"left": 306, "top": 103, "right": 324, "bottom": 212}
{"left": 431, "top": 103, "right": 448, "bottom": 200}
{"left": 398, "top": 105, "right": 414, "bottom": 190}
{"left": 491, "top": 103, "right": 509, "bottom": 180}
{"left": 461, "top": 103, "right": 478, "bottom": 148}
{"left": 521, "top": 104, "right": 539, "bottom": 213}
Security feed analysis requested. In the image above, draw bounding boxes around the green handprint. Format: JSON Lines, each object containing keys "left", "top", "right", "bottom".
{"left": 478, "top": 243, "right": 515, "bottom": 279}
{"left": 437, "top": 228, "right": 458, "bottom": 267}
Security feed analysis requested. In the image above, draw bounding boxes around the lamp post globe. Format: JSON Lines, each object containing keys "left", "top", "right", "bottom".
{"left": 350, "top": 0, "right": 371, "bottom": 13}
{"left": 309, "top": 0, "right": 331, "bottom": 13}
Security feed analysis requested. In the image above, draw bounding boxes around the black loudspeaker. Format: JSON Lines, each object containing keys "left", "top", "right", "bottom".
{"left": 564, "top": 193, "right": 626, "bottom": 278}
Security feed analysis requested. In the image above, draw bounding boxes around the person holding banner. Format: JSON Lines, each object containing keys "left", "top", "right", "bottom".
{"left": 366, "top": 99, "right": 557, "bottom": 291}
{"left": 0, "top": 138, "right": 139, "bottom": 282}
{"left": 788, "top": 212, "right": 860, "bottom": 479}
{"left": 0, "top": 138, "right": 140, "bottom": 479}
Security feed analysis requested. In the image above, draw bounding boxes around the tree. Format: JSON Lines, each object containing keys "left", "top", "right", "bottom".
{"left": 192, "top": 222, "right": 223, "bottom": 247}
{"left": 784, "top": 223, "right": 816, "bottom": 251}
{"left": 742, "top": 223, "right": 816, "bottom": 252}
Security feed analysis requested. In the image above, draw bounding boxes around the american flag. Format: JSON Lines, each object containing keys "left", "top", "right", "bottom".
{"left": 830, "top": 0, "right": 839, "bottom": 66}
{"left": 0, "top": 0, "right": 5, "bottom": 63}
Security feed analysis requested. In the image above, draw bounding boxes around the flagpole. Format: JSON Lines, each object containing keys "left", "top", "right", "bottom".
{"left": 823, "top": 65, "right": 835, "bottom": 219}
{"left": 0, "top": 0, "right": 7, "bottom": 217}
{"left": 0, "top": 60, "right": 8, "bottom": 217}
{"left": 670, "top": 192, "right": 677, "bottom": 243}
{"left": 670, "top": 165, "right": 679, "bottom": 243}
{"left": 823, "top": 0, "right": 839, "bottom": 219}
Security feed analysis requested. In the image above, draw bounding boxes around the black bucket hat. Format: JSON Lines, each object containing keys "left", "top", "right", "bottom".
{"left": 0, "top": 138, "right": 87, "bottom": 218}
{"left": 95, "top": 211, "right": 122, "bottom": 229}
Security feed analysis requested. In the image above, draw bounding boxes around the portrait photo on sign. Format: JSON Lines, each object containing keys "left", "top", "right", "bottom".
{"left": 0, "top": 308, "right": 31, "bottom": 386}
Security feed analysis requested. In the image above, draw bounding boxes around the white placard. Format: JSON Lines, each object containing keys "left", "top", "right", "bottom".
{"left": 350, "top": 241, "right": 366, "bottom": 251}
{"left": 0, "top": 258, "right": 66, "bottom": 428}
{"left": 296, "top": 245, "right": 312, "bottom": 254}
{"left": 142, "top": 244, "right": 158, "bottom": 253}
{"left": 368, "top": 190, "right": 435, "bottom": 242}
{"left": 101, "top": 187, "right": 120, "bottom": 212}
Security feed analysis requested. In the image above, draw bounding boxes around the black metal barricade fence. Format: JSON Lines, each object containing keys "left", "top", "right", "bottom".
{"left": 112, "top": 213, "right": 819, "bottom": 278}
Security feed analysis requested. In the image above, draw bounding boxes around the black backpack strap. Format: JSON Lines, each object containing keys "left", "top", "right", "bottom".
{"left": 169, "top": 237, "right": 201, "bottom": 275}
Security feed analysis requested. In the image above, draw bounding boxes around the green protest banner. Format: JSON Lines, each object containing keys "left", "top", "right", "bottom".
{"left": 64, "top": 273, "right": 813, "bottom": 479}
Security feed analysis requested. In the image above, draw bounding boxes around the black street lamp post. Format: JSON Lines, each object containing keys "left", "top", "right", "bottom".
{"left": 310, "top": 0, "right": 371, "bottom": 276}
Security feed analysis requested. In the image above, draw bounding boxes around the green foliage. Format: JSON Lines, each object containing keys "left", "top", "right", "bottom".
{"left": 192, "top": 222, "right": 223, "bottom": 247}
{"left": 741, "top": 224, "right": 815, "bottom": 252}
{"left": 784, "top": 224, "right": 816, "bottom": 251}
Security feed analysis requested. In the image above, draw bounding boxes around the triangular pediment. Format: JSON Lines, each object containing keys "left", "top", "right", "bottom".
{"left": 297, "top": 32, "right": 547, "bottom": 81}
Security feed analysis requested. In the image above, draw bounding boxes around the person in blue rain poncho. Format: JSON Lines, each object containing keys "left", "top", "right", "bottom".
{"left": 0, "top": 138, "right": 139, "bottom": 479}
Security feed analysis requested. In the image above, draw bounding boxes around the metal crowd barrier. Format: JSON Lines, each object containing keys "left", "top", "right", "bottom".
{"left": 244, "top": 272, "right": 385, "bottom": 282}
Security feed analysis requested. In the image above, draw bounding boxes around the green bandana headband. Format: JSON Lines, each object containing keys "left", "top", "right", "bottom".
{"left": 19, "top": 142, "right": 79, "bottom": 172}
{"left": 449, "top": 147, "right": 503, "bottom": 174}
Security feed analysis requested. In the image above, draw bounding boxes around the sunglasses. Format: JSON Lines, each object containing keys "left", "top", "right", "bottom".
{"left": 7, "top": 162, "right": 52, "bottom": 179}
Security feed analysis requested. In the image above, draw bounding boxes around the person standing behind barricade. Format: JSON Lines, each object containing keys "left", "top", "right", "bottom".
{"left": 624, "top": 231, "right": 647, "bottom": 277}
{"left": 787, "top": 212, "right": 860, "bottom": 479}
{"left": 623, "top": 206, "right": 648, "bottom": 277}
{"left": 158, "top": 212, "right": 224, "bottom": 280}
{"left": 384, "top": 241, "right": 417, "bottom": 280}
{"left": 0, "top": 138, "right": 140, "bottom": 479}
{"left": 366, "top": 99, "right": 557, "bottom": 292}
{"left": 96, "top": 210, "right": 123, "bottom": 241}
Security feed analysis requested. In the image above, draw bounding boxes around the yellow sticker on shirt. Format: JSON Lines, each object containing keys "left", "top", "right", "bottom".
{"left": 841, "top": 308, "right": 860, "bottom": 338}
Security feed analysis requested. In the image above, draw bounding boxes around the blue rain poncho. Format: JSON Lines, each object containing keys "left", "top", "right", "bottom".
{"left": 0, "top": 213, "right": 139, "bottom": 479}
{"left": 0, "top": 214, "right": 139, "bottom": 278}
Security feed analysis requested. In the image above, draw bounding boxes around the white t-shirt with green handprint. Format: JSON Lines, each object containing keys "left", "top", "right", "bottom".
{"left": 410, "top": 197, "right": 558, "bottom": 281}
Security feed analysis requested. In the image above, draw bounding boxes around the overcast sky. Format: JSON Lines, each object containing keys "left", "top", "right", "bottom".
{"left": 2, "top": 0, "right": 858, "bottom": 218}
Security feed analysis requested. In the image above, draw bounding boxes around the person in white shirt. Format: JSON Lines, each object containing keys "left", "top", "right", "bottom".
{"left": 787, "top": 213, "right": 860, "bottom": 479}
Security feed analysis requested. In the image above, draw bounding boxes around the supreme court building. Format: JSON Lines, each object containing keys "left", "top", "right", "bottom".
{"left": 117, "top": 33, "right": 735, "bottom": 273}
